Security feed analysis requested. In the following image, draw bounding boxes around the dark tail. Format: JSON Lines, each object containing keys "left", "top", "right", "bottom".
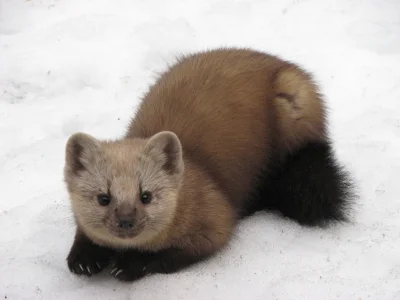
{"left": 262, "top": 141, "right": 356, "bottom": 226}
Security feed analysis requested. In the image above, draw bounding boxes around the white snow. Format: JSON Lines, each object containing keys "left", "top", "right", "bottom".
{"left": 1, "top": 0, "right": 399, "bottom": 299}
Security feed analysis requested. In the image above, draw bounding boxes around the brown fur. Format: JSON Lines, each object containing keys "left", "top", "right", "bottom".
{"left": 128, "top": 49, "right": 326, "bottom": 208}
{"left": 64, "top": 48, "right": 328, "bottom": 280}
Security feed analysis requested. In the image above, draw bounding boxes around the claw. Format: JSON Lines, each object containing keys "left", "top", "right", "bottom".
{"left": 79, "top": 264, "right": 84, "bottom": 271}
{"left": 115, "top": 269, "right": 123, "bottom": 277}
{"left": 87, "top": 266, "right": 91, "bottom": 274}
{"left": 111, "top": 267, "right": 118, "bottom": 275}
{"left": 96, "top": 262, "right": 101, "bottom": 269}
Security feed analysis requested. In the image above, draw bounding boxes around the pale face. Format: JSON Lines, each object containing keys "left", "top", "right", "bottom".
{"left": 64, "top": 132, "right": 184, "bottom": 248}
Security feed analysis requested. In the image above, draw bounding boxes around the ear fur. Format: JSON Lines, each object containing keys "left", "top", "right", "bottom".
{"left": 65, "top": 133, "right": 100, "bottom": 176}
{"left": 144, "top": 131, "right": 184, "bottom": 175}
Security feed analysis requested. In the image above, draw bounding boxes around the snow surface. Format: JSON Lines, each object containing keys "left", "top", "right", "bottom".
{"left": 1, "top": 0, "right": 400, "bottom": 299}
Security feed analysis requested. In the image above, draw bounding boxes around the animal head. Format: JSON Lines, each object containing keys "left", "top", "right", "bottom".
{"left": 64, "top": 131, "right": 184, "bottom": 248}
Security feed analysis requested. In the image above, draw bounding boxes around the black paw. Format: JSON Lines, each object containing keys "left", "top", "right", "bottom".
{"left": 110, "top": 252, "right": 154, "bottom": 282}
{"left": 67, "top": 240, "right": 114, "bottom": 277}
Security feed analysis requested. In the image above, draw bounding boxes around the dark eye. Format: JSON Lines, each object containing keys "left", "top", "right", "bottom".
{"left": 140, "top": 191, "right": 152, "bottom": 204}
{"left": 97, "top": 194, "right": 111, "bottom": 206}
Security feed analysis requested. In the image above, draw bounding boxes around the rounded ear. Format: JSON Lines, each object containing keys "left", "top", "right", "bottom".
{"left": 144, "top": 131, "right": 184, "bottom": 176}
{"left": 65, "top": 133, "right": 100, "bottom": 176}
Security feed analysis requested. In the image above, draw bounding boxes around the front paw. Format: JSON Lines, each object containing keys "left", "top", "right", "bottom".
{"left": 67, "top": 241, "right": 113, "bottom": 277}
{"left": 110, "top": 252, "right": 153, "bottom": 282}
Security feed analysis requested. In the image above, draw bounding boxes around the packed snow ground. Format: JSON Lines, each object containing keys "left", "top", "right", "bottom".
{"left": 1, "top": 0, "right": 399, "bottom": 299}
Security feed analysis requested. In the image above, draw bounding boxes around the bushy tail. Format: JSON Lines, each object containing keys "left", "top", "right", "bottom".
{"left": 264, "top": 141, "right": 356, "bottom": 226}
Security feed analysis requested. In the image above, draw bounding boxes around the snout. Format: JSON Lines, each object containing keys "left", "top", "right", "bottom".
{"left": 110, "top": 217, "right": 142, "bottom": 238}
{"left": 117, "top": 217, "right": 135, "bottom": 229}
{"left": 115, "top": 208, "right": 136, "bottom": 231}
{"left": 108, "top": 205, "right": 145, "bottom": 238}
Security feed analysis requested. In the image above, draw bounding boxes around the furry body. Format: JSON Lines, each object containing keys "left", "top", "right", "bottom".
{"left": 64, "top": 48, "right": 354, "bottom": 281}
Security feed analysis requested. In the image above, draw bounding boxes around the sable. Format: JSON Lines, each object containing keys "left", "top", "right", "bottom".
{"left": 64, "top": 48, "right": 355, "bottom": 282}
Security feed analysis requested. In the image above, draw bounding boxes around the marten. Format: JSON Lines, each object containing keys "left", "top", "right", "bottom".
{"left": 64, "top": 48, "right": 355, "bottom": 282}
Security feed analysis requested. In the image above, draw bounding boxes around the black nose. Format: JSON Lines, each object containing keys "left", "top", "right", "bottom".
{"left": 118, "top": 219, "right": 134, "bottom": 229}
